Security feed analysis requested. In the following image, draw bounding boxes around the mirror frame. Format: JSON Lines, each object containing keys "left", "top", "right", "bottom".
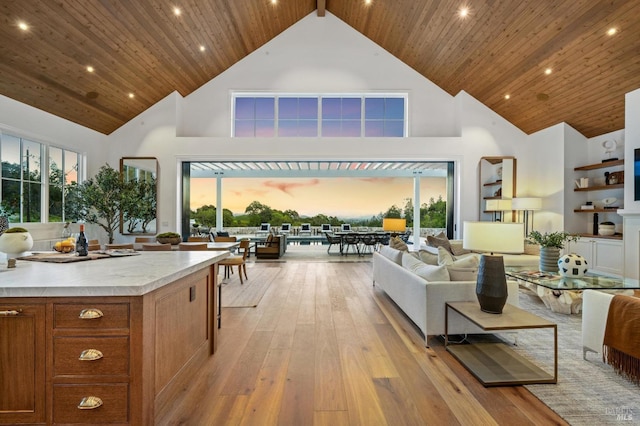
{"left": 119, "top": 157, "right": 159, "bottom": 235}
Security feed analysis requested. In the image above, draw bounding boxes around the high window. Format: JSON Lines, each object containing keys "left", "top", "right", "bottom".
{"left": 233, "top": 94, "right": 407, "bottom": 137}
{"left": 1, "top": 133, "right": 80, "bottom": 223}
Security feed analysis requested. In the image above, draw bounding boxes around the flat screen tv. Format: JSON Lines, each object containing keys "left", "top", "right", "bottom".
{"left": 635, "top": 148, "right": 640, "bottom": 201}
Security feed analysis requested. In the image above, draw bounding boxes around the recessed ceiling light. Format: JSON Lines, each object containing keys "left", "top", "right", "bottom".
{"left": 459, "top": 6, "right": 469, "bottom": 18}
{"left": 364, "top": 0, "right": 372, "bottom": 5}
{"left": 607, "top": 27, "right": 618, "bottom": 36}
{"left": 271, "top": 0, "right": 277, "bottom": 4}
{"left": 86, "top": 66, "right": 95, "bottom": 73}
{"left": 199, "top": 45, "right": 206, "bottom": 52}
{"left": 544, "top": 68, "right": 552, "bottom": 75}
{"left": 17, "top": 21, "right": 29, "bottom": 31}
{"left": 128, "top": 93, "right": 135, "bottom": 99}
{"left": 173, "top": 7, "right": 181, "bottom": 16}
{"left": 504, "top": 94, "right": 510, "bottom": 100}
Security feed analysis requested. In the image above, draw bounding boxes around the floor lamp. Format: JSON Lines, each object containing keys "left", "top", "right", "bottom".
{"left": 463, "top": 221, "right": 524, "bottom": 314}
{"left": 512, "top": 197, "right": 542, "bottom": 236}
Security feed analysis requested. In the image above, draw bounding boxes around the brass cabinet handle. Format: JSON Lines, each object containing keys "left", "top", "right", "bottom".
{"left": 78, "top": 349, "right": 104, "bottom": 361}
{"left": 78, "top": 308, "right": 104, "bottom": 319}
{"left": 0, "top": 310, "right": 21, "bottom": 316}
{"left": 77, "top": 396, "right": 103, "bottom": 410}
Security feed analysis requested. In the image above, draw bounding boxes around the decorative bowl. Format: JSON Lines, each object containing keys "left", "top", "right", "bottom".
{"left": 598, "top": 224, "right": 615, "bottom": 236}
{"left": 156, "top": 236, "right": 182, "bottom": 245}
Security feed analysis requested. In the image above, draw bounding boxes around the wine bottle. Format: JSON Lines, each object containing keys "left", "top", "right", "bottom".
{"left": 76, "top": 224, "right": 88, "bottom": 256}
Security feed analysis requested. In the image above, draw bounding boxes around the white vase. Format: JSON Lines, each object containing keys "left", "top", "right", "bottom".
{"left": 0, "top": 231, "right": 34, "bottom": 256}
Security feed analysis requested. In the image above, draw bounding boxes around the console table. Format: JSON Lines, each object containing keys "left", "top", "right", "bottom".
{"left": 445, "top": 302, "right": 557, "bottom": 386}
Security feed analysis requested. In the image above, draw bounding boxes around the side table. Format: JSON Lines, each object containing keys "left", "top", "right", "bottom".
{"left": 445, "top": 302, "right": 557, "bottom": 386}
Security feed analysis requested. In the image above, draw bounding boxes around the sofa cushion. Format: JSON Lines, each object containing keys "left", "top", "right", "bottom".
{"left": 447, "top": 266, "right": 478, "bottom": 281}
{"left": 426, "top": 233, "right": 453, "bottom": 254}
{"left": 417, "top": 249, "right": 439, "bottom": 265}
{"left": 402, "top": 252, "right": 450, "bottom": 281}
{"left": 437, "top": 247, "right": 480, "bottom": 268}
{"left": 379, "top": 246, "right": 403, "bottom": 264}
{"left": 389, "top": 236, "right": 408, "bottom": 251}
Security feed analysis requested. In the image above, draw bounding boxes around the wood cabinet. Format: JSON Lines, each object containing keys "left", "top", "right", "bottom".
{"left": 479, "top": 156, "right": 516, "bottom": 221}
{"left": 0, "top": 303, "right": 46, "bottom": 425}
{"left": 0, "top": 264, "right": 217, "bottom": 425}
{"left": 567, "top": 238, "right": 623, "bottom": 277}
{"left": 572, "top": 159, "right": 623, "bottom": 239}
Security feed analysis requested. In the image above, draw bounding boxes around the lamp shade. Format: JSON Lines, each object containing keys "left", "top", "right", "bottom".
{"left": 382, "top": 218, "right": 406, "bottom": 233}
{"left": 511, "top": 197, "right": 542, "bottom": 211}
{"left": 462, "top": 221, "right": 524, "bottom": 254}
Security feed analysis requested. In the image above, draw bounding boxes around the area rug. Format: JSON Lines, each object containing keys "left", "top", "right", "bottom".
{"left": 220, "top": 264, "right": 280, "bottom": 308}
{"left": 511, "top": 291, "right": 639, "bottom": 425}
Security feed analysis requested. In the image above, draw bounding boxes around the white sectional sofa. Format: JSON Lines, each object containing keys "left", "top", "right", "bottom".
{"left": 372, "top": 246, "right": 521, "bottom": 345}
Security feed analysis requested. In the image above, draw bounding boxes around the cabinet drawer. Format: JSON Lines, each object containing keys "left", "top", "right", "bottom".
{"left": 53, "top": 383, "right": 128, "bottom": 424}
{"left": 54, "top": 303, "right": 129, "bottom": 329}
{"left": 54, "top": 336, "right": 129, "bottom": 376}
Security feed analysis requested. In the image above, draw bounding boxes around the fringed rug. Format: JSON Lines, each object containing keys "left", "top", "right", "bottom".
{"left": 220, "top": 264, "right": 280, "bottom": 308}
{"left": 512, "top": 291, "right": 640, "bottom": 425}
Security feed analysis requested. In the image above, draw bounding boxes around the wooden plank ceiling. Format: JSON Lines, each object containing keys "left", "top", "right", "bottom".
{"left": 1, "top": 0, "right": 639, "bottom": 137}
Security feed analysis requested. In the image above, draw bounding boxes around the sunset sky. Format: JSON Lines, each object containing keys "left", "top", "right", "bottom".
{"left": 190, "top": 177, "right": 446, "bottom": 219}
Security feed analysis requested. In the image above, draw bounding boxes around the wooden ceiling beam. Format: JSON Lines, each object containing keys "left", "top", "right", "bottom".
{"left": 317, "top": 0, "right": 325, "bottom": 17}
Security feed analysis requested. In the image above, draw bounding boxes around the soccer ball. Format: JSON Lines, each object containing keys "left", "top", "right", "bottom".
{"left": 558, "top": 253, "right": 588, "bottom": 277}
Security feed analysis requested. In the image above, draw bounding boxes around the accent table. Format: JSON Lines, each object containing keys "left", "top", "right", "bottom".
{"left": 445, "top": 301, "right": 557, "bottom": 386}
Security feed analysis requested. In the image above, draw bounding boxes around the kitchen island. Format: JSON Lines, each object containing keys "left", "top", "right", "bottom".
{"left": 0, "top": 250, "right": 228, "bottom": 425}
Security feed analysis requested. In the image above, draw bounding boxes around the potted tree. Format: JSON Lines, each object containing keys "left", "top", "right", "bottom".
{"left": 527, "top": 231, "right": 579, "bottom": 272}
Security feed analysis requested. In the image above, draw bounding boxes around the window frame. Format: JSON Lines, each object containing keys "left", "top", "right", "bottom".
{"left": 232, "top": 93, "right": 408, "bottom": 137}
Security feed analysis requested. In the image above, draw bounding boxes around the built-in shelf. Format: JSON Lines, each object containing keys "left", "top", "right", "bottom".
{"left": 574, "top": 208, "right": 621, "bottom": 213}
{"left": 574, "top": 183, "right": 623, "bottom": 192}
{"left": 483, "top": 180, "right": 503, "bottom": 187}
{"left": 574, "top": 159, "right": 624, "bottom": 171}
{"left": 576, "top": 232, "right": 623, "bottom": 240}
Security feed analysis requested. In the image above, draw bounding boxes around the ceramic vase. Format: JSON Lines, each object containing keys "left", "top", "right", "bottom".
{"left": 0, "top": 231, "right": 34, "bottom": 257}
{"left": 539, "top": 247, "right": 560, "bottom": 273}
{"left": 476, "top": 254, "right": 508, "bottom": 314}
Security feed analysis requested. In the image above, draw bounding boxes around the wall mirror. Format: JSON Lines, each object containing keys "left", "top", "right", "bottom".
{"left": 120, "top": 157, "right": 158, "bottom": 235}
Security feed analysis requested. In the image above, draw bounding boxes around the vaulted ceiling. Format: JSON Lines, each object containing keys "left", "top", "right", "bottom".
{"left": 1, "top": 1, "right": 639, "bottom": 137}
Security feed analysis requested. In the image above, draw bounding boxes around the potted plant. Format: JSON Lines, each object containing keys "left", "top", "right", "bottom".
{"left": 156, "top": 232, "right": 182, "bottom": 245}
{"left": 527, "top": 231, "right": 579, "bottom": 272}
{"left": 0, "top": 226, "right": 34, "bottom": 256}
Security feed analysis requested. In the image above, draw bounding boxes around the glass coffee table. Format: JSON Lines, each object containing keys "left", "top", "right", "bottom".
{"left": 505, "top": 267, "right": 640, "bottom": 290}
{"left": 505, "top": 267, "right": 640, "bottom": 314}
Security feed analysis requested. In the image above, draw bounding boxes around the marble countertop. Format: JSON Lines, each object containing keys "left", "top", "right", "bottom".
{"left": 0, "top": 250, "right": 229, "bottom": 298}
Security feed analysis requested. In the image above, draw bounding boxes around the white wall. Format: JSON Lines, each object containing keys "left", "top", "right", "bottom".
{"left": 621, "top": 87, "right": 640, "bottom": 279}
{"left": 107, "top": 12, "right": 527, "bottom": 239}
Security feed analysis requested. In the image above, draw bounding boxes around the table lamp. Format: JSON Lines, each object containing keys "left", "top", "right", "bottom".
{"left": 463, "top": 221, "right": 524, "bottom": 313}
{"left": 383, "top": 218, "right": 406, "bottom": 237}
{"left": 511, "top": 197, "right": 542, "bottom": 235}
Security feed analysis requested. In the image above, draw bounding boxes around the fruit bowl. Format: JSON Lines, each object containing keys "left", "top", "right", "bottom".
{"left": 54, "top": 238, "right": 76, "bottom": 253}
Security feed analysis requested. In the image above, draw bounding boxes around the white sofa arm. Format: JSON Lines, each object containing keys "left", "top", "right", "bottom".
{"left": 582, "top": 290, "right": 614, "bottom": 360}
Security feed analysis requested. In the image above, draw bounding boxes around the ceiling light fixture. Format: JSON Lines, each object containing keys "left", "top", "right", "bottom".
{"left": 173, "top": 7, "right": 181, "bottom": 16}
{"left": 86, "top": 66, "right": 95, "bottom": 73}
{"left": 128, "top": 93, "right": 135, "bottom": 99}
{"left": 504, "top": 94, "right": 510, "bottom": 100}
{"left": 607, "top": 27, "right": 618, "bottom": 36}
{"left": 17, "top": 21, "right": 29, "bottom": 31}
{"left": 199, "top": 45, "right": 206, "bottom": 52}
{"left": 364, "top": 0, "right": 372, "bottom": 5}
{"left": 459, "top": 7, "right": 469, "bottom": 18}
{"left": 544, "top": 68, "right": 552, "bottom": 75}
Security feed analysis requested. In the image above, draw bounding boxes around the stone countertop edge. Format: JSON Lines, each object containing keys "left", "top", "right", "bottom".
{"left": 0, "top": 251, "right": 229, "bottom": 298}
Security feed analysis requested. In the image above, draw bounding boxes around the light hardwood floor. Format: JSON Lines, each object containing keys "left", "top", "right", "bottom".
{"left": 157, "top": 260, "right": 567, "bottom": 425}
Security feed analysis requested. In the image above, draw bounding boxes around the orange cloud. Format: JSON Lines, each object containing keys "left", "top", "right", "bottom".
{"left": 263, "top": 179, "right": 320, "bottom": 195}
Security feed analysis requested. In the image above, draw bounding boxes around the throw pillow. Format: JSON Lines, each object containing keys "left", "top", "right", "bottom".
{"left": 389, "top": 236, "right": 408, "bottom": 251}
{"left": 415, "top": 264, "right": 451, "bottom": 281}
{"left": 437, "top": 247, "right": 480, "bottom": 268}
{"left": 417, "top": 249, "right": 439, "bottom": 265}
{"left": 447, "top": 266, "right": 478, "bottom": 281}
{"left": 401, "top": 253, "right": 450, "bottom": 281}
{"left": 426, "top": 234, "right": 453, "bottom": 254}
{"left": 379, "top": 246, "right": 403, "bottom": 265}
{"left": 450, "top": 241, "right": 472, "bottom": 256}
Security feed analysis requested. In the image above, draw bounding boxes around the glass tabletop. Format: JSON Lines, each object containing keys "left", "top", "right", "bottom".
{"left": 505, "top": 267, "right": 640, "bottom": 290}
